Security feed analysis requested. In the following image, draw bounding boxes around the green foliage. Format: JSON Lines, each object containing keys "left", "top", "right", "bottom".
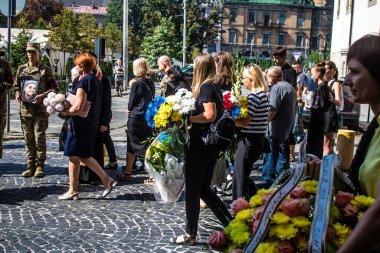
{"left": 76, "top": 13, "right": 100, "bottom": 52}
{"left": 34, "top": 18, "right": 46, "bottom": 29}
{"left": 104, "top": 0, "right": 124, "bottom": 29}
{"left": 100, "top": 61, "right": 114, "bottom": 77}
{"left": 305, "top": 50, "right": 323, "bottom": 70}
{"left": 41, "top": 55, "right": 51, "bottom": 67}
{"left": 102, "top": 23, "right": 123, "bottom": 55}
{"left": 141, "top": 15, "right": 181, "bottom": 68}
{"left": 191, "top": 48, "right": 201, "bottom": 61}
{"left": 11, "top": 29, "right": 33, "bottom": 73}
{"left": 16, "top": 17, "right": 32, "bottom": 29}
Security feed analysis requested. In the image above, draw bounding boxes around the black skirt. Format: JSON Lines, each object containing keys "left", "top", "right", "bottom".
{"left": 127, "top": 117, "right": 153, "bottom": 157}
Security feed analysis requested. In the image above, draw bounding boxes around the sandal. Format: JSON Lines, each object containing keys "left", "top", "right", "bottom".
{"left": 144, "top": 178, "right": 154, "bottom": 186}
{"left": 171, "top": 234, "right": 196, "bottom": 246}
{"left": 117, "top": 172, "right": 133, "bottom": 182}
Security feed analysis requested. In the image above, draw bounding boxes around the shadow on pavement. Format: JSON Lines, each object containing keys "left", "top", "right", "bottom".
{"left": 0, "top": 184, "right": 68, "bottom": 205}
{"left": 0, "top": 163, "right": 69, "bottom": 177}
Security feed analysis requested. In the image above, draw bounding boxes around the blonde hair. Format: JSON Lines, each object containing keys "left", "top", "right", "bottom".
{"left": 129, "top": 58, "right": 150, "bottom": 87}
{"left": 192, "top": 53, "right": 218, "bottom": 97}
{"left": 243, "top": 64, "right": 269, "bottom": 93}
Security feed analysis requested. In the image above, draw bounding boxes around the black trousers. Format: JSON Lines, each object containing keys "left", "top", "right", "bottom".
{"left": 103, "top": 128, "right": 117, "bottom": 163}
{"left": 185, "top": 139, "right": 232, "bottom": 236}
{"left": 232, "top": 133, "right": 264, "bottom": 200}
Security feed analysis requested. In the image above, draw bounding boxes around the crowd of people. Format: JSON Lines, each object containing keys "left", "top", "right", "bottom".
{"left": 1, "top": 34, "right": 380, "bottom": 252}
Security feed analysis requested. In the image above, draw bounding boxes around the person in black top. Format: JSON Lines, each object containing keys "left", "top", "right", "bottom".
{"left": 305, "top": 62, "right": 332, "bottom": 159}
{"left": 117, "top": 58, "right": 155, "bottom": 182}
{"left": 273, "top": 46, "right": 297, "bottom": 162}
{"left": 164, "top": 65, "right": 191, "bottom": 96}
{"left": 172, "top": 53, "right": 232, "bottom": 246}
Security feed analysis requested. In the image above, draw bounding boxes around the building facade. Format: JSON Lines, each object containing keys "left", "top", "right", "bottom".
{"left": 330, "top": 0, "right": 380, "bottom": 78}
{"left": 220, "top": 0, "right": 333, "bottom": 62}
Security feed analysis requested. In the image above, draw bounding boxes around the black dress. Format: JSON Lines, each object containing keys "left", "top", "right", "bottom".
{"left": 324, "top": 80, "right": 339, "bottom": 133}
{"left": 127, "top": 78, "right": 155, "bottom": 156}
{"left": 306, "top": 81, "right": 331, "bottom": 158}
{"left": 64, "top": 73, "right": 103, "bottom": 158}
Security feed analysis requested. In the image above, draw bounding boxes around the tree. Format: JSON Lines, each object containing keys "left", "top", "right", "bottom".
{"left": 11, "top": 29, "right": 34, "bottom": 72}
{"left": 141, "top": 15, "right": 181, "bottom": 68}
{"left": 76, "top": 13, "right": 100, "bottom": 52}
{"left": 104, "top": 0, "right": 123, "bottom": 28}
{"left": 305, "top": 50, "right": 323, "bottom": 71}
{"left": 102, "top": 23, "right": 123, "bottom": 57}
{"left": 34, "top": 18, "right": 46, "bottom": 29}
{"left": 17, "top": 0, "right": 63, "bottom": 27}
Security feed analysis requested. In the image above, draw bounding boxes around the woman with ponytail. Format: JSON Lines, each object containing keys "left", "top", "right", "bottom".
{"left": 337, "top": 34, "right": 380, "bottom": 253}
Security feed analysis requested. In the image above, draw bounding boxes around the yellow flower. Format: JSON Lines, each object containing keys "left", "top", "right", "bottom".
{"left": 297, "top": 236, "right": 308, "bottom": 252}
{"left": 300, "top": 180, "right": 318, "bottom": 194}
{"left": 256, "top": 242, "right": 279, "bottom": 253}
{"left": 357, "top": 211, "right": 363, "bottom": 220}
{"left": 269, "top": 224, "right": 298, "bottom": 240}
{"left": 271, "top": 212, "right": 291, "bottom": 225}
{"left": 291, "top": 216, "right": 311, "bottom": 228}
{"left": 171, "top": 111, "right": 182, "bottom": 122}
{"left": 236, "top": 209, "right": 253, "bottom": 221}
{"left": 333, "top": 223, "right": 352, "bottom": 247}
{"left": 351, "top": 195, "right": 375, "bottom": 208}
{"left": 238, "top": 106, "right": 248, "bottom": 119}
{"left": 249, "top": 195, "right": 263, "bottom": 208}
{"left": 256, "top": 189, "right": 274, "bottom": 197}
{"left": 224, "top": 221, "right": 251, "bottom": 245}
{"left": 239, "top": 97, "right": 248, "bottom": 106}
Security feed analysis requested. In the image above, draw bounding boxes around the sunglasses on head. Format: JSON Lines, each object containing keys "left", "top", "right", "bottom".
{"left": 245, "top": 63, "right": 256, "bottom": 69}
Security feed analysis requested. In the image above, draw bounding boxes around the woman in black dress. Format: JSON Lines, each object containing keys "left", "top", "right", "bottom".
{"left": 306, "top": 62, "right": 333, "bottom": 159}
{"left": 172, "top": 53, "right": 232, "bottom": 245}
{"left": 117, "top": 58, "right": 155, "bottom": 181}
{"left": 60, "top": 53, "right": 117, "bottom": 200}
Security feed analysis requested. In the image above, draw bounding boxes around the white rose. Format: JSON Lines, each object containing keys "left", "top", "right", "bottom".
{"left": 46, "top": 105, "right": 56, "bottom": 114}
{"left": 55, "top": 93, "right": 65, "bottom": 103}
{"left": 43, "top": 97, "right": 50, "bottom": 107}
{"left": 49, "top": 98, "right": 58, "bottom": 107}
{"left": 54, "top": 103, "right": 65, "bottom": 112}
{"left": 47, "top": 92, "right": 56, "bottom": 99}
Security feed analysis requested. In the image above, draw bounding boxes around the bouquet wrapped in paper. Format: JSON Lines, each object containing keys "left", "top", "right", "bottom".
{"left": 145, "top": 88, "right": 195, "bottom": 202}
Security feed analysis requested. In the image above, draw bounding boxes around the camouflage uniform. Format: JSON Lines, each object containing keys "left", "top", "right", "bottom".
{"left": 0, "top": 58, "right": 13, "bottom": 159}
{"left": 13, "top": 42, "right": 57, "bottom": 177}
{"left": 159, "top": 74, "right": 170, "bottom": 97}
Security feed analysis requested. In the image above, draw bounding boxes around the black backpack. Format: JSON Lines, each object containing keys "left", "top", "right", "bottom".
{"left": 201, "top": 111, "right": 236, "bottom": 152}
{"left": 201, "top": 85, "right": 236, "bottom": 152}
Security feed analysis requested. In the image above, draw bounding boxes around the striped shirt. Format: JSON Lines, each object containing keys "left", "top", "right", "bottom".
{"left": 240, "top": 91, "right": 269, "bottom": 134}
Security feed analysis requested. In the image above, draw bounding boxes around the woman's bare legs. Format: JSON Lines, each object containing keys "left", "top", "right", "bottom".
{"left": 61, "top": 156, "right": 81, "bottom": 197}
{"left": 80, "top": 156, "right": 113, "bottom": 187}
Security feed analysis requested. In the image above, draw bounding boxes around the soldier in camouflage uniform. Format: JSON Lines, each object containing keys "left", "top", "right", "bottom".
{"left": 0, "top": 52, "right": 14, "bottom": 159}
{"left": 13, "top": 42, "right": 57, "bottom": 177}
{"left": 157, "top": 55, "right": 172, "bottom": 96}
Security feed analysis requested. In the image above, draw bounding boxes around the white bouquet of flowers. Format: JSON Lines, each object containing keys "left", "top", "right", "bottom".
{"left": 43, "top": 92, "right": 67, "bottom": 115}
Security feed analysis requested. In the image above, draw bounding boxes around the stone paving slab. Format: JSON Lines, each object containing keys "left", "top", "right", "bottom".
{"left": 0, "top": 138, "right": 225, "bottom": 253}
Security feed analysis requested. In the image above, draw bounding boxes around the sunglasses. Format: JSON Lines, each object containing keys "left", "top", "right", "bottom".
{"left": 245, "top": 63, "right": 256, "bottom": 69}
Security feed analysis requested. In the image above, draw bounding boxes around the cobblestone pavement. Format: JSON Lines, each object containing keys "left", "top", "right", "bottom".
{"left": 0, "top": 138, "right": 228, "bottom": 253}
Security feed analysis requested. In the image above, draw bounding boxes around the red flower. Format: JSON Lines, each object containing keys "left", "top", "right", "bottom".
{"left": 251, "top": 220, "right": 260, "bottom": 233}
{"left": 262, "top": 194, "right": 273, "bottom": 205}
{"left": 278, "top": 241, "right": 296, "bottom": 253}
{"left": 223, "top": 92, "right": 234, "bottom": 109}
{"left": 290, "top": 185, "right": 310, "bottom": 199}
{"left": 231, "top": 197, "right": 250, "bottom": 214}
{"left": 253, "top": 206, "right": 265, "bottom": 220}
{"left": 335, "top": 191, "right": 355, "bottom": 208}
{"left": 282, "top": 198, "right": 310, "bottom": 217}
{"left": 207, "top": 230, "right": 226, "bottom": 250}
{"left": 342, "top": 203, "right": 359, "bottom": 225}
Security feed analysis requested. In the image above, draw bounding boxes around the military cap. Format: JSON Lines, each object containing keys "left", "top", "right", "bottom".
{"left": 26, "top": 42, "right": 40, "bottom": 52}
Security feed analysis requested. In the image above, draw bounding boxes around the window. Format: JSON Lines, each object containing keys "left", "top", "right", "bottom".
{"left": 264, "top": 13, "right": 270, "bottom": 26}
{"left": 279, "top": 13, "right": 286, "bottom": 25}
{"left": 278, "top": 34, "right": 285, "bottom": 45}
{"left": 229, "top": 30, "right": 237, "bottom": 43}
{"left": 263, "top": 34, "right": 270, "bottom": 45}
{"left": 247, "top": 32, "right": 255, "bottom": 44}
{"left": 248, "top": 11, "right": 255, "bottom": 23}
{"left": 230, "top": 9, "right": 237, "bottom": 22}
{"left": 297, "top": 14, "right": 304, "bottom": 26}
{"left": 313, "top": 13, "right": 320, "bottom": 26}
{"left": 311, "top": 35, "right": 318, "bottom": 50}
{"left": 296, "top": 35, "right": 303, "bottom": 47}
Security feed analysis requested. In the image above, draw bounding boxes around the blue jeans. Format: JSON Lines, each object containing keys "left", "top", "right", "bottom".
{"left": 262, "top": 137, "right": 289, "bottom": 184}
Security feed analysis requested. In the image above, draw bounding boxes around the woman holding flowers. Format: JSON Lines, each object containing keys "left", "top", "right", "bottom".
{"left": 232, "top": 64, "right": 269, "bottom": 200}
{"left": 60, "top": 53, "right": 117, "bottom": 200}
{"left": 118, "top": 58, "right": 155, "bottom": 182}
{"left": 337, "top": 35, "right": 380, "bottom": 253}
{"left": 172, "top": 53, "right": 232, "bottom": 245}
